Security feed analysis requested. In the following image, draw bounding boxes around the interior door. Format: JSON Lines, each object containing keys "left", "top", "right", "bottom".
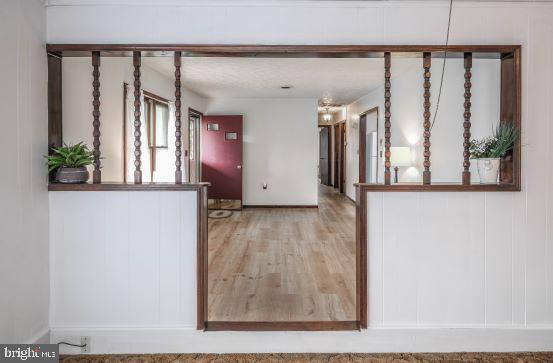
{"left": 201, "top": 115, "right": 243, "bottom": 204}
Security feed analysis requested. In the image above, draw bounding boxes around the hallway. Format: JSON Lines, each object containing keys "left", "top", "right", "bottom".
{"left": 207, "top": 185, "right": 356, "bottom": 322}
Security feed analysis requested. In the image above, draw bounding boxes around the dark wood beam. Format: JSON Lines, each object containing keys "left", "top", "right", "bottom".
{"left": 45, "top": 44, "right": 521, "bottom": 58}
{"left": 48, "top": 53, "right": 63, "bottom": 182}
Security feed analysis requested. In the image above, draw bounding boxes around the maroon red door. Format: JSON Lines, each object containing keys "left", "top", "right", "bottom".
{"left": 201, "top": 115, "right": 243, "bottom": 202}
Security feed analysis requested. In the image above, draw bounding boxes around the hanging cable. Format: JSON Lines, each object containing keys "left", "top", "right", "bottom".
{"left": 430, "top": 0, "right": 454, "bottom": 131}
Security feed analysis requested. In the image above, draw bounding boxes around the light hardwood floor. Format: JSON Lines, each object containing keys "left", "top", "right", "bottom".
{"left": 207, "top": 185, "right": 356, "bottom": 321}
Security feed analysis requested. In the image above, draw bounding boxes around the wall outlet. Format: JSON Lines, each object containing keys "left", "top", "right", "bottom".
{"left": 262, "top": 183, "right": 267, "bottom": 190}
{"left": 80, "top": 336, "right": 91, "bottom": 353}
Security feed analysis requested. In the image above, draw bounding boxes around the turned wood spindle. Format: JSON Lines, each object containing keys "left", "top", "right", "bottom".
{"left": 422, "top": 52, "right": 432, "bottom": 185}
{"left": 92, "top": 51, "right": 101, "bottom": 184}
{"left": 133, "top": 51, "right": 142, "bottom": 184}
{"left": 174, "top": 52, "right": 183, "bottom": 184}
{"left": 384, "top": 52, "right": 392, "bottom": 185}
{"left": 462, "top": 52, "right": 473, "bottom": 185}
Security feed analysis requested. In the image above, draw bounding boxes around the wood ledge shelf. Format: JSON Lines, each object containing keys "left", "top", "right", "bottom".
{"left": 48, "top": 182, "right": 210, "bottom": 191}
{"left": 355, "top": 183, "right": 520, "bottom": 192}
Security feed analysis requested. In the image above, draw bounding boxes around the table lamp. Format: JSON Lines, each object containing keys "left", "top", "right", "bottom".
{"left": 390, "top": 146, "right": 412, "bottom": 183}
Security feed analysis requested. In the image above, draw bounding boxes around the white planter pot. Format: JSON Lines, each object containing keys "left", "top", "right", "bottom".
{"left": 476, "top": 158, "right": 500, "bottom": 184}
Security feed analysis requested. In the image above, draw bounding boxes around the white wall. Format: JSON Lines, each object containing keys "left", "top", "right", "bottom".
{"left": 205, "top": 98, "right": 319, "bottom": 206}
{"left": 46, "top": 0, "right": 553, "bottom": 353}
{"left": 62, "top": 58, "right": 207, "bottom": 182}
{"left": 0, "top": 0, "right": 49, "bottom": 344}
{"left": 345, "top": 59, "right": 501, "bottom": 199}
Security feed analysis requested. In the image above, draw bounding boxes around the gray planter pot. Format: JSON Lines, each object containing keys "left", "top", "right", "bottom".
{"left": 55, "top": 166, "right": 89, "bottom": 184}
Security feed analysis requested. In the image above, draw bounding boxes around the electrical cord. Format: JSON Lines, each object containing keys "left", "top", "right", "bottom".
{"left": 430, "top": 0, "right": 454, "bottom": 131}
{"left": 57, "top": 341, "right": 87, "bottom": 348}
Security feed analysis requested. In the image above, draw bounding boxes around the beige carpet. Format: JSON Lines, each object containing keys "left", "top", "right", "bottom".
{"left": 60, "top": 352, "right": 553, "bottom": 362}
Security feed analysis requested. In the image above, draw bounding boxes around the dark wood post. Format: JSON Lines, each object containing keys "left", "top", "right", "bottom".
{"left": 462, "top": 52, "right": 473, "bottom": 185}
{"left": 48, "top": 52, "right": 63, "bottom": 183}
{"left": 422, "top": 52, "right": 432, "bottom": 185}
{"left": 92, "top": 51, "right": 101, "bottom": 183}
{"left": 384, "top": 52, "right": 392, "bottom": 185}
{"left": 174, "top": 52, "right": 183, "bottom": 184}
{"left": 133, "top": 51, "right": 142, "bottom": 184}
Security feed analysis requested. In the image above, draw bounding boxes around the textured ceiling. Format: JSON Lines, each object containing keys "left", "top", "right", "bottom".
{"left": 144, "top": 57, "right": 417, "bottom": 105}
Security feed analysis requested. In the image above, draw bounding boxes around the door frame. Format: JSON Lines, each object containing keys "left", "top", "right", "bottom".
{"left": 359, "top": 107, "right": 379, "bottom": 184}
{"left": 334, "top": 123, "right": 339, "bottom": 188}
{"left": 334, "top": 120, "right": 347, "bottom": 194}
{"left": 319, "top": 124, "right": 332, "bottom": 186}
{"left": 201, "top": 114, "right": 244, "bottom": 208}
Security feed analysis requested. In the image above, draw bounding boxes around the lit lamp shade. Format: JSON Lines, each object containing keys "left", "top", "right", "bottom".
{"left": 390, "top": 146, "right": 412, "bottom": 167}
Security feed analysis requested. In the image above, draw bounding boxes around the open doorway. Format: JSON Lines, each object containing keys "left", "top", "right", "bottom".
{"left": 202, "top": 115, "right": 243, "bottom": 211}
{"left": 121, "top": 55, "right": 390, "bottom": 330}
{"left": 318, "top": 125, "right": 332, "bottom": 186}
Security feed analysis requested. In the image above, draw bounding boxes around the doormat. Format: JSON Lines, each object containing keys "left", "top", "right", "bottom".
{"left": 208, "top": 210, "right": 234, "bottom": 219}
{"left": 60, "top": 352, "right": 553, "bottom": 362}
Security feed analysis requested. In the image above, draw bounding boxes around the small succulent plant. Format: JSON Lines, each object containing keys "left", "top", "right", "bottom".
{"left": 44, "top": 142, "right": 95, "bottom": 173}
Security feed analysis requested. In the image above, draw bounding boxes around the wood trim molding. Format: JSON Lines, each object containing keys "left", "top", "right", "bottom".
{"left": 197, "top": 185, "right": 209, "bottom": 330}
{"left": 46, "top": 44, "right": 521, "bottom": 57}
{"left": 47, "top": 53, "right": 62, "bottom": 182}
{"left": 205, "top": 321, "right": 359, "bottom": 331}
{"left": 48, "top": 182, "right": 209, "bottom": 191}
{"left": 355, "top": 186, "right": 368, "bottom": 329}
{"left": 318, "top": 124, "right": 332, "bottom": 186}
{"left": 243, "top": 205, "right": 318, "bottom": 208}
{"left": 355, "top": 183, "right": 519, "bottom": 192}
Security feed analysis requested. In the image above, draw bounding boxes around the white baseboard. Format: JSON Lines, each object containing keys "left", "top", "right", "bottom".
{"left": 50, "top": 327, "right": 553, "bottom": 354}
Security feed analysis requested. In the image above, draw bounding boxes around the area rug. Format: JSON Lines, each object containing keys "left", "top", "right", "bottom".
{"left": 60, "top": 352, "right": 553, "bottom": 363}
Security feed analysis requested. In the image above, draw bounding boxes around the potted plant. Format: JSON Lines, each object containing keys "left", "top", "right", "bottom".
{"left": 469, "top": 123, "right": 518, "bottom": 184}
{"left": 44, "top": 142, "right": 95, "bottom": 183}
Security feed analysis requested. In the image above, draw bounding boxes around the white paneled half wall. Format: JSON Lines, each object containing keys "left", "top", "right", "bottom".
{"left": 49, "top": 191, "right": 198, "bottom": 328}
{"left": 366, "top": 192, "right": 543, "bottom": 328}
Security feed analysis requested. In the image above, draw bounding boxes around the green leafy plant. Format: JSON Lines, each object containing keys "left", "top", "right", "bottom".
{"left": 44, "top": 142, "right": 95, "bottom": 173}
{"left": 469, "top": 123, "right": 518, "bottom": 159}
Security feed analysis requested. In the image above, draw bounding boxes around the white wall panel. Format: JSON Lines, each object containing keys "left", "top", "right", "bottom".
{"left": 50, "top": 191, "right": 198, "bottom": 328}
{"left": 0, "top": 0, "right": 48, "bottom": 344}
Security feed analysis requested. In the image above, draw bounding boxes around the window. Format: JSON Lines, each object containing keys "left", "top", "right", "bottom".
{"left": 145, "top": 97, "right": 169, "bottom": 149}
{"left": 189, "top": 118, "right": 196, "bottom": 161}
{"left": 225, "top": 132, "right": 238, "bottom": 140}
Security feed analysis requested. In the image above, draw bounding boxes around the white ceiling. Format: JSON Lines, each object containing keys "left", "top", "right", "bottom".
{"left": 143, "top": 57, "right": 417, "bottom": 105}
